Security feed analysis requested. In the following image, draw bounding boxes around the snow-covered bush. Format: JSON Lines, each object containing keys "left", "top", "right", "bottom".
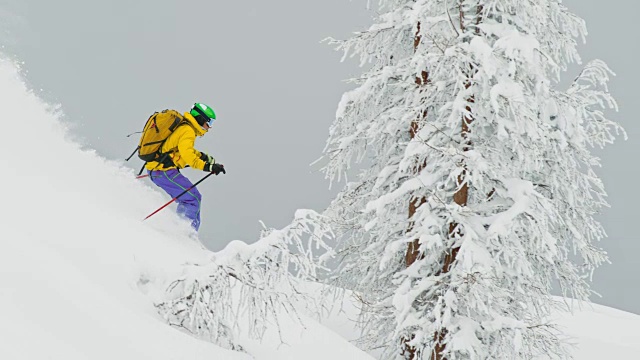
{"left": 156, "top": 210, "right": 333, "bottom": 350}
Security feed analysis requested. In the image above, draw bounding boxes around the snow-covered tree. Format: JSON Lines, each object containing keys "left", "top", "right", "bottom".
{"left": 323, "top": 1, "right": 624, "bottom": 359}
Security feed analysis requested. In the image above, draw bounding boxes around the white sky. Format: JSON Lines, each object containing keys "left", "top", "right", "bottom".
{"left": 1, "top": 0, "right": 638, "bottom": 314}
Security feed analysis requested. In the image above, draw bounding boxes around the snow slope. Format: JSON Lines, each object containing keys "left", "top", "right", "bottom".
{"left": 0, "top": 57, "right": 247, "bottom": 360}
{"left": 320, "top": 291, "right": 640, "bottom": 359}
{"left": 0, "top": 57, "right": 638, "bottom": 359}
{"left": 555, "top": 301, "right": 640, "bottom": 359}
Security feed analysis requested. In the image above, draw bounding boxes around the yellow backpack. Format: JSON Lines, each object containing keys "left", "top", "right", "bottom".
{"left": 126, "top": 109, "right": 186, "bottom": 171}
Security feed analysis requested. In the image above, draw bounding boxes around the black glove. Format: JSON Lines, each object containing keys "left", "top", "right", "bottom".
{"left": 204, "top": 162, "right": 226, "bottom": 175}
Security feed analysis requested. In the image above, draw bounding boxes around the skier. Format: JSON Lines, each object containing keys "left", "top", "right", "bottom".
{"left": 146, "top": 102, "right": 225, "bottom": 231}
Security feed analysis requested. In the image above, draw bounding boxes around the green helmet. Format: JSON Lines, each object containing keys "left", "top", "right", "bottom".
{"left": 190, "top": 102, "right": 217, "bottom": 127}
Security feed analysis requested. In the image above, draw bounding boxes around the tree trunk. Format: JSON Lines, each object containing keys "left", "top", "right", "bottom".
{"left": 405, "top": 4, "right": 482, "bottom": 358}
{"left": 403, "top": 21, "right": 430, "bottom": 360}
{"left": 431, "top": 3, "right": 483, "bottom": 360}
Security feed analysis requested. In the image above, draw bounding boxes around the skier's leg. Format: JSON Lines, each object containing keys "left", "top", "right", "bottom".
{"left": 148, "top": 169, "right": 202, "bottom": 230}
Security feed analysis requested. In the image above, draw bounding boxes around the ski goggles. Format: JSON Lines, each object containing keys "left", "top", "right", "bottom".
{"left": 192, "top": 106, "right": 215, "bottom": 127}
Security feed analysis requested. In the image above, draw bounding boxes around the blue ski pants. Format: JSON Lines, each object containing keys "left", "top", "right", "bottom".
{"left": 148, "top": 169, "right": 202, "bottom": 231}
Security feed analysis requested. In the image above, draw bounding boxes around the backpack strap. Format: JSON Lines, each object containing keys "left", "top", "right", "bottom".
{"left": 156, "top": 152, "right": 176, "bottom": 168}
{"left": 126, "top": 146, "right": 140, "bottom": 161}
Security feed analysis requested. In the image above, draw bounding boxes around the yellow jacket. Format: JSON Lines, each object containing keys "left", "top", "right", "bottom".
{"left": 145, "top": 112, "right": 212, "bottom": 171}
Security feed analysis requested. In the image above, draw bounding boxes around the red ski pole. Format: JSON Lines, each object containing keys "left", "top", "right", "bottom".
{"left": 143, "top": 172, "right": 215, "bottom": 221}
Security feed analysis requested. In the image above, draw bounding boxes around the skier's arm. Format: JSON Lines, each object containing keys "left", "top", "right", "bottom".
{"left": 176, "top": 130, "right": 207, "bottom": 170}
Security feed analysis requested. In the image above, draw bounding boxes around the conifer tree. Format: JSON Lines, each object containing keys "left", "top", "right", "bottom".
{"left": 323, "top": 1, "right": 623, "bottom": 358}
